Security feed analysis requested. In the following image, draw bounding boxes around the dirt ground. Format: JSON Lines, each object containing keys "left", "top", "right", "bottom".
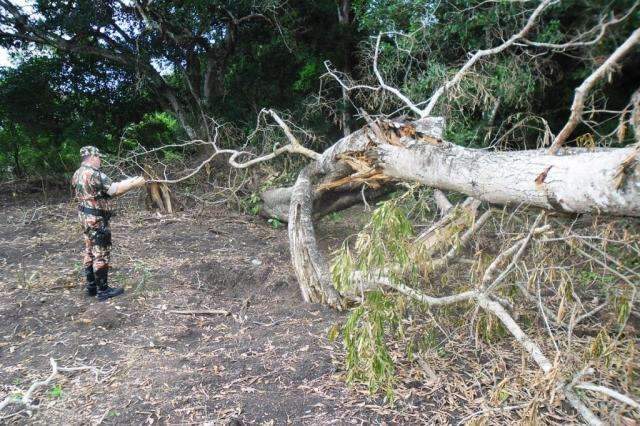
{"left": 0, "top": 190, "right": 426, "bottom": 425}
{"left": 6, "top": 187, "right": 637, "bottom": 425}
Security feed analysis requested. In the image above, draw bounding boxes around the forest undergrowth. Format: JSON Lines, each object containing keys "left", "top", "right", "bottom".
{"left": 331, "top": 188, "right": 640, "bottom": 424}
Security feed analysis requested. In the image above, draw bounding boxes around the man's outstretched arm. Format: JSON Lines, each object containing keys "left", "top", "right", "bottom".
{"left": 106, "top": 176, "right": 146, "bottom": 197}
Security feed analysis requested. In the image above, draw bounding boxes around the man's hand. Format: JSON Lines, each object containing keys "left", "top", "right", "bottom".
{"left": 107, "top": 176, "right": 147, "bottom": 197}
{"left": 129, "top": 176, "right": 146, "bottom": 188}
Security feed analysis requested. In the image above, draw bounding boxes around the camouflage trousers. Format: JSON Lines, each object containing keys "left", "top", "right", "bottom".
{"left": 79, "top": 213, "right": 112, "bottom": 272}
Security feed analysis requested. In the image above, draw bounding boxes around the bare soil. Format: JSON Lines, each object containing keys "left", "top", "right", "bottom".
{"left": 4, "top": 189, "right": 638, "bottom": 424}
{"left": 0, "top": 192, "right": 416, "bottom": 425}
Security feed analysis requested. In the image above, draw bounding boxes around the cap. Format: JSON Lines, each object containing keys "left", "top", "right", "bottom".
{"left": 80, "top": 145, "right": 102, "bottom": 158}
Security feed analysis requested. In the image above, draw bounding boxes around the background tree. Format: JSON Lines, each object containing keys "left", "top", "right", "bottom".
{"left": 0, "top": 0, "right": 365, "bottom": 143}
{"left": 0, "top": 55, "right": 158, "bottom": 177}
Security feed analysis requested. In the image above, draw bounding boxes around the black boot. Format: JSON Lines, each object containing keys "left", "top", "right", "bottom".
{"left": 84, "top": 266, "right": 97, "bottom": 297}
{"left": 95, "top": 268, "right": 124, "bottom": 301}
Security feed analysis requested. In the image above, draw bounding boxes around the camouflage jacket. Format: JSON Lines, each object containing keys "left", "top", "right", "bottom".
{"left": 71, "top": 164, "right": 113, "bottom": 212}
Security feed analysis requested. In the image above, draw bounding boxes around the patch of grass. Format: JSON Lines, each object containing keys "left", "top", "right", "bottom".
{"left": 132, "top": 262, "right": 155, "bottom": 293}
{"left": 15, "top": 265, "right": 38, "bottom": 290}
{"left": 475, "top": 312, "right": 508, "bottom": 344}
{"left": 50, "top": 384, "right": 62, "bottom": 398}
{"left": 241, "top": 192, "right": 262, "bottom": 216}
{"left": 577, "top": 270, "right": 615, "bottom": 288}
{"left": 327, "top": 211, "right": 344, "bottom": 222}
{"left": 112, "top": 262, "right": 157, "bottom": 294}
{"left": 267, "top": 218, "right": 283, "bottom": 229}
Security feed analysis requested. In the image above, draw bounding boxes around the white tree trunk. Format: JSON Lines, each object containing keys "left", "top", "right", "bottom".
{"left": 380, "top": 140, "right": 639, "bottom": 216}
{"left": 288, "top": 164, "right": 344, "bottom": 309}
{"left": 301, "top": 117, "right": 640, "bottom": 217}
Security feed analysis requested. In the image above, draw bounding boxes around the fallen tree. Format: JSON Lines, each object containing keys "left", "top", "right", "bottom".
{"left": 261, "top": 113, "right": 639, "bottom": 308}
{"left": 102, "top": 1, "right": 640, "bottom": 422}
{"left": 260, "top": 116, "right": 640, "bottom": 219}
{"left": 246, "top": 4, "right": 640, "bottom": 422}
{"left": 250, "top": 2, "right": 640, "bottom": 314}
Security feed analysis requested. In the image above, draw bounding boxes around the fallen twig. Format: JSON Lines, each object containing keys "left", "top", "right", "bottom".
{"left": 574, "top": 383, "right": 640, "bottom": 411}
{"left": 167, "top": 309, "right": 231, "bottom": 316}
{"left": 0, "top": 358, "right": 101, "bottom": 417}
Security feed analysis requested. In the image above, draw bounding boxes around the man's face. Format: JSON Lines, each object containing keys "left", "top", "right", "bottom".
{"left": 85, "top": 155, "right": 101, "bottom": 168}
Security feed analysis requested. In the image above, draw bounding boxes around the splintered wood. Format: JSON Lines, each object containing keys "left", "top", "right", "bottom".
{"left": 613, "top": 144, "right": 639, "bottom": 190}
{"left": 144, "top": 165, "right": 177, "bottom": 214}
{"left": 317, "top": 119, "right": 440, "bottom": 193}
{"left": 317, "top": 151, "right": 389, "bottom": 192}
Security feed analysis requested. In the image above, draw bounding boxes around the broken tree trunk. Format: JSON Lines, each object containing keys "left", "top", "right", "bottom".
{"left": 288, "top": 163, "right": 345, "bottom": 309}
{"left": 260, "top": 184, "right": 392, "bottom": 222}
{"left": 144, "top": 166, "right": 180, "bottom": 214}
{"left": 269, "top": 115, "right": 640, "bottom": 307}
{"left": 271, "top": 117, "right": 640, "bottom": 218}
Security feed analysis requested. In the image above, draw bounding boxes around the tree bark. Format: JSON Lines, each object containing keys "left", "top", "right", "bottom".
{"left": 288, "top": 164, "right": 344, "bottom": 309}
{"left": 288, "top": 116, "right": 640, "bottom": 217}
{"left": 378, "top": 134, "right": 640, "bottom": 217}
{"left": 337, "top": 0, "right": 354, "bottom": 136}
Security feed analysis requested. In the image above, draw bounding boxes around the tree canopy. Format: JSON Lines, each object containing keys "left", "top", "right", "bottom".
{"left": 0, "top": 0, "right": 638, "bottom": 175}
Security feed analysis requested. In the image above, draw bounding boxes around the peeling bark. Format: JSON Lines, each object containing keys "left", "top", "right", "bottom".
{"left": 377, "top": 134, "right": 640, "bottom": 216}
{"left": 298, "top": 116, "right": 640, "bottom": 217}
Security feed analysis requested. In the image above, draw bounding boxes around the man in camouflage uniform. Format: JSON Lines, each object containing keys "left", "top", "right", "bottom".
{"left": 71, "top": 146, "right": 145, "bottom": 301}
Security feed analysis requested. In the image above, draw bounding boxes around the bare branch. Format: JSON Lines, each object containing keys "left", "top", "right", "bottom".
{"left": 0, "top": 358, "right": 103, "bottom": 416}
{"left": 522, "top": 3, "right": 638, "bottom": 51}
{"left": 144, "top": 110, "right": 320, "bottom": 184}
{"left": 429, "top": 208, "right": 493, "bottom": 270}
{"left": 372, "top": 33, "right": 424, "bottom": 116}
{"left": 484, "top": 215, "right": 548, "bottom": 292}
{"left": 574, "top": 383, "right": 640, "bottom": 411}
{"left": 421, "top": 0, "right": 555, "bottom": 117}
{"left": 322, "top": 29, "right": 426, "bottom": 117}
{"left": 227, "top": 109, "right": 321, "bottom": 168}
{"left": 378, "top": 275, "right": 478, "bottom": 306}
{"left": 548, "top": 27, "right": 640, "bottom": 154}
{"left": 168, "top": 309, "right": 230, "bottom": 316}
{"left": 322, "top": 61, "right": 381, "bottom": 93}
